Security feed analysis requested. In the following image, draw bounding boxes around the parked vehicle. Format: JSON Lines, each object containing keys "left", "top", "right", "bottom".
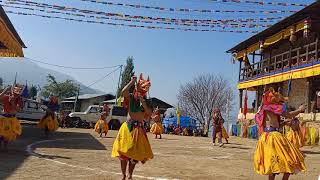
{"left": 68, "top": 105, "right": 102, "bottom": 123}
{"left": 108, "top": 105, "right": 128, "bottom": 130}
{"left": 16, "top": 99, "right": 46, "bottom": 121}
{"left": 68, "top": 105, "right": 128, "bottom": 130}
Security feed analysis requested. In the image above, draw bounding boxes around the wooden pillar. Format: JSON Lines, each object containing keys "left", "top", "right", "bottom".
{"left": 239, "top": 90, "right": 243, "bottom": 110}
{"left": 253, "top": 52, "right": 255, "bottom": 63}
{"left": 316, "top": 35, "right": 319, "bottom": 60}
{"left": 306, "top": 78, "right": 313, "bottom": 113}
{"left": 255, "top": 89, "right": 259, "bottom": 112}
{"left": 260, "top": 52, "right": 263, "bottom": 73}
{"left": 268, "top": 49, "right": 272, "bottom": 73}
{"left": 239, "top": 60, "right": 242, "bottom": 81}
{"left": 289, "top": 45, "right": 292, "bottom": 68}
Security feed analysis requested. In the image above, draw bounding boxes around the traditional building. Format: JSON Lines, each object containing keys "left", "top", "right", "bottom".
{"left": 0, "top": 5, "right": 25, "bottom": 57}
{"left": 62, "top": 94, "right": 115, "bottom": 112}
{"left": 227, "top": 2, "right": 320, "bottom": 122}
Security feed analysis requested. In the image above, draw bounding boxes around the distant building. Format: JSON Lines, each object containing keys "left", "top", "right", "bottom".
{"left": 149, "top": 97, "right": 173, "bottom": 115}
{"left": 62, "top": 93, "right": 115, "bottom": 112}
{"left": 102, "top": 97, "right": 173, "bottom": 115}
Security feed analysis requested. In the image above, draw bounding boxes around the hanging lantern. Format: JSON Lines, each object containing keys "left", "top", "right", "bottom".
{"left": 259, "top": 40, "right": 265, "bottom": 52}
{"left": 303, "top": 19, "right": 311, "bottom": 38}
{"left": 289, "top": 26, "right": 297, "bottom": 43}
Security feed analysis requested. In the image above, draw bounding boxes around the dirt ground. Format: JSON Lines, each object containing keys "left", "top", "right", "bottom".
{"left": 0, "top": 125, "right": 319, "bottom": 180}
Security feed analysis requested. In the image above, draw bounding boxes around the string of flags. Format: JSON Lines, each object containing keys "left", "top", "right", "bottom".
{"left": 205, "top": 0, "right": 308, "bottom": 7}
{"left": 73, "top": 0, "right": 301, "bottom": 14}
{"left": 5, "top": 10, "right": 261, "bottom": 33}
{"left": 1, "top": 0, "right": 285, "bottom": 25}
{"left": 5, "top": 0, "right": 298, "bottom": 14}
{"left": 1, "top": 0, "right": 308, "bottom": 33}
{"left": 1, "top": 3, "right": 276, "bottom": 29}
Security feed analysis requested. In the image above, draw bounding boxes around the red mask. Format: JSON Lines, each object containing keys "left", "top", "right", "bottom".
{"left": 135, "top": 73, "right": 151, "bottom": 97}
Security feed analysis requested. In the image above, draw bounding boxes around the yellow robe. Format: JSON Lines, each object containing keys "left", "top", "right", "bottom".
{"left": 254, "top": 131, "right": 306, "bottom": 175}
{"left": 222, "top": 126, "right": 229, "bottom": 139}
{"left": 94, "top": 119, "right": 109, "bottom": 134}
{"left": 286, "top": 130, "right": 303, "bottom": 150}
{"left": 0, "top": 117, "right": 22, "bottom": 142}
{"left": 111, "top": 122, "right": 153, "bottom": 163}
{"left": 37, "top": 116, "right": 59, "bottom": 132}
{"left": 150, "top": 122, "right": 163, "bottom": 135}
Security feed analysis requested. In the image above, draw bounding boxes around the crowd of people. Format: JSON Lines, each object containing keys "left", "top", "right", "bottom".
{"left": 163, "top": 124, "right": 203, "bottom": 137}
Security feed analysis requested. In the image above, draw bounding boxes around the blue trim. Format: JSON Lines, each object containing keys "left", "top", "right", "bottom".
{"left": 239, "top": 59, "right": 320, "bottom": 83}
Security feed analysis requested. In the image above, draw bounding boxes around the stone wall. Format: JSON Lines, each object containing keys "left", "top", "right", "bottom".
{"left": 282, "top": 78, "right": 306, "bottom": 110}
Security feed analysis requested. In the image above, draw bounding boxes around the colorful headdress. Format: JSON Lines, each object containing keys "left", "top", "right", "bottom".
{"left": 135, "top": 73, "right": 151, "bottom": 97}
{"left": 213, "top": 108, "right": 220, "bottom": 113}
{"left": 103, "top": 104, "right": 110, "bottom": 112}
{"left": 50, "top": 96, "right": 58, "bottom": 104}
{"left": 263, "top": 87, "right": 288, "bottom": 105}
{"left": 152, "top": 107, "right": 160, "bottom": 117}
{"left": 151, "top": 106, "right": 161, "bottom": 121}
{"left": 12, "top": 85, "right": 23, "bottom": 95}
{"left": 46, "top": 96, "right": 59, "bottom": 112}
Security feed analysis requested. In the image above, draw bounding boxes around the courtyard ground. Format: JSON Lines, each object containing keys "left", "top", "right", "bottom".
{"left": 0, "top": 125, "right": 319, "bottom": 180}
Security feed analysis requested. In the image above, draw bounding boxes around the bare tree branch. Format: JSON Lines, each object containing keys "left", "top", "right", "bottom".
{"left": 177, "top": 74, "right": 234, "bottom": 132}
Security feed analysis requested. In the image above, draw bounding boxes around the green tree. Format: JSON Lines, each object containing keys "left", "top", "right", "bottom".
{"left": 41, "top": 74, "right": 78, "bottom": 101}
{"left": 117, "top": 57, "right": 135, "bottom": 97}
{"left": 29, "top": 85, "right": 38, "bottom": 99}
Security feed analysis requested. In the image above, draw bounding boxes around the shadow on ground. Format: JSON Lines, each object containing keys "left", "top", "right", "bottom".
{"left": 0, "top": 125, "right": 105, "bottom": 179}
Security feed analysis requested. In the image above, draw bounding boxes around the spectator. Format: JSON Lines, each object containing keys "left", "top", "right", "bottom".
{"left": 174, "top": 126, "right": 181, "bottom": 135}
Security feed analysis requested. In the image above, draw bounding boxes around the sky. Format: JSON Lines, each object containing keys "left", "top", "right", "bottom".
{"left": 1, "top": 0, "right": 313, "bottom": 111}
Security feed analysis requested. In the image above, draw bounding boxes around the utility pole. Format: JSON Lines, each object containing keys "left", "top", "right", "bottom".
{"left": 73, "top": 84, "right": 80, "bottom": 112}
{"left": 115, "top": 65, "right": 123, "bottom": 106}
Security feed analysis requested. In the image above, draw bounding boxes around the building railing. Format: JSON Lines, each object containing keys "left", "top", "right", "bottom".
{"left": 239, "top": 40, "right": 319, "bottom": 81}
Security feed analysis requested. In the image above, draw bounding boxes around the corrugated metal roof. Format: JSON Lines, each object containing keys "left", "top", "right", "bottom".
{"left": 65, "top": 94, "right": 110, "bottom": 100}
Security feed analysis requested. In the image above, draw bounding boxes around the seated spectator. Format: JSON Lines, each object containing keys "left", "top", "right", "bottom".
{"left": 188, "top": 126, "right": 193, "bottom": 136}
{"left": 183, "top": 127, "right": 189, "bottom": 136}
{"left": 174, "top": 126, "right": 181, "bottom": 135}
{"left": 167, "top": 124, "right": 174, "bottom": 134}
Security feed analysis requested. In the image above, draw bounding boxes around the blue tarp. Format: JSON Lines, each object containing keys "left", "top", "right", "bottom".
{"left": 163, "top": 116, "right": 197, "bottom": 129}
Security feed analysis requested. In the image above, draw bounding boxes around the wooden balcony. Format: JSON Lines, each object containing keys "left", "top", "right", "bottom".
{"left": 239, "top": 40, "right": 320, "bottom": 82}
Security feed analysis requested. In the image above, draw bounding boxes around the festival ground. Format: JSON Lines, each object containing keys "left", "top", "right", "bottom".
{"left": 1, "top": 125, "right": 319, "bottom": 180}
